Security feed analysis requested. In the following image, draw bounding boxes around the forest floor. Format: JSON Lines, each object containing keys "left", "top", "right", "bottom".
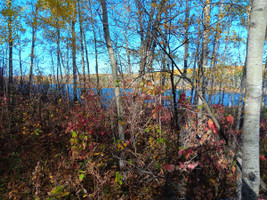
{"left": 0, "top": 83, "right": 266, "bottom": 200}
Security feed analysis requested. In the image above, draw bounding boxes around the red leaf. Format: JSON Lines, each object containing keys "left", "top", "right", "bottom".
{"left": 216, "top": 147, "right": 222, "bottom": 152}
{"left": 164, "top": 164, "right": 175, "bottom": 172}
{"left": 179, "top": 149, "right": 185, "bottom": 156}
{"left": 152, "top": 112, "right": 158, "bottom": 119}
{"left": 208, "top": 119, "right": 217, "bottom": 133}
{"left": 179, "top": 162, "right": 185, "bottom": 169}
{"left": 260, "top": 155, "right": 266, "bottom": 161}
{"left": 187, "top": 148, "right": 192, "bottom": 155}
{"left": 226, "top": 115, "right": 234, "bottom": 125}
{"left": 187, "top": 162, "right": 198, "bottom": 170}
{"left": 208, "top": 119, "right": 214, "bottom": 129}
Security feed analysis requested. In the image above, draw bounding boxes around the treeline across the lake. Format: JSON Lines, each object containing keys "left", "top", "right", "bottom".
{"left": 0, "top": 0, "right": 267, "bottom": 199}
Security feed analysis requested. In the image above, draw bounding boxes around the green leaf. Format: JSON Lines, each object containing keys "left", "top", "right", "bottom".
{"left": 36, "top": 129, "right": 43, "bottom": 133}
{"left": 157, "top": 138, "right": 166, "bottom": 144}
{"left": 197, "top": 105, "right": 203, "bottom": 109}
{"left": 115, "top": 171, "right": 123, "bottom": 185}
{"left": 79, "top": 174, "right": 84, "bottom": 181}
{"left": 157, "top": 138, "right": 164, "bottom": 143}
{"left": 155, "top": 162, "right": 160, "bottom": 169}
{"left": 71, "top": 131, "right": 77, "bottom": 138}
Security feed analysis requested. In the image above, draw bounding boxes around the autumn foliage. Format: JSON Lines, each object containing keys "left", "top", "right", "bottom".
{"left": 0, "top": 82, "right": 266, "bottom": 200}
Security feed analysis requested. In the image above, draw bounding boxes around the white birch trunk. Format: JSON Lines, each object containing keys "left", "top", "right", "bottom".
{"left": 241, "top": 0, "right": 267, "bottom": 199}
{"left": 100, "top": 0, "right": 125, "bottom": 169}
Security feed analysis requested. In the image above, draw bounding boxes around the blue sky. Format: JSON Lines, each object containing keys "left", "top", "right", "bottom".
{"left": 1, "top": 0, "right": 265, "bottom": 78}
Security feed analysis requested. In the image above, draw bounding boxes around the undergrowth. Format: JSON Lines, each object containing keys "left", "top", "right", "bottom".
{"left": 0, "top": 82, "right": 266, "bottom": 200}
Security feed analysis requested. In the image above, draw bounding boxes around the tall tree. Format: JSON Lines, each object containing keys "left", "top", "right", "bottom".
{"left": 7, "top": 0, "right": 13, "bottom": 87}
{"left": 137, "top": 0, "right": 167, "bottom": 75}
{"left": 83, "top": 30, "right": 90, "bottom": 82}
{"left": 182, "top": 0, "right": 189, "bottom": 93}
{"left": 71, "top": 18, "right": 77, "bottom": 101}
{"left": 77, "top": 0, "right": 85, "bottom": 82}
{"left": 89, "top": 0, "right": 100, "bottom": 93}
{"left": 198, "top": 0, "right": 210, "bottom": 108}
{"left": 100, "top": 0, "right": 125, "bottom": 169}
{"left": 28, "top": 1, "right": 40, "bottom": 87}
{"left": 241, "top": 0, "right": 267, "bottom": 199}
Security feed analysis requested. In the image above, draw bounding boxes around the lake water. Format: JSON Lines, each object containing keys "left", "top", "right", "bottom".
{"left": 89, "top": 87, "right": 266, "bottom": 107}
{"left": 33, "top": 84, "right": 267, "bottom": 107}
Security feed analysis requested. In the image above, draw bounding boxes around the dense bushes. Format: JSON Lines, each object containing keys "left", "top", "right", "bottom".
{"left": 0, "top": 84, "right": 266, "bottom": 199}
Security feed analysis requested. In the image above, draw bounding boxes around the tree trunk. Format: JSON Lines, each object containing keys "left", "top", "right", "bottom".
{"left": 29, "top": 3, "right": 40, "bottom": 87}
{"left": 236, "top": 65, "right": 246, "bottom": 132}
{"left": 78, "top": 0, "right": 86, "bottom": 83}
{"left": 125, "top": 35, "right": 132, "bottom": 75}
{"left": 6, "top": 0, "right": 13, "bottom": 150}
{"left": 83, "top": 31, "right": 90, "bottom": 82}
{"left": 89, "top": 0, "right": 99, "bottom": 93}
{"left": 7, "top": 0, "right": 13, "bottom": 94}
{"left": 190, "top": 35, "right": 200, "bottom": 104}
{"left": 100, "top": 0, "right": 125, "bottom": 169}
{"left": 182, "top": 0, "right": 189, "bottom": 93}
{"left": 29, "top": 25, "right": 36, "bottom": 87}
{"left": 241, "top": 0, "right": 267, "bottom": 199}
{"left": 198, "top": 0, "right": 210, "bottom": 108}
{"left": 56, "top": 25, "right": 63, "bottom": 83}
{"left": 18, "top": 34, "right": 23, "bottom": 87}
{"left": 170, "top": 62, "right": 180, "bottom": 145}
{"left": 262, "top": 57, "right": 267, "bottom": 108}
{"left": 50, "top": 47, "right": 55, "bottom": 85}
{"left": 137, "top": 0, "right": 166, "bottom": 75}
{"left": 93, "top": 30, "right": 100, "bottom": 94}
{"left": 208, "top": 1, "right": 223, "bottom": 104}
{"left": 71, "top": 20, "right": 78, "bottom": 101}
{"left": 136, "top": 0, "right": 155, "bottom": 75}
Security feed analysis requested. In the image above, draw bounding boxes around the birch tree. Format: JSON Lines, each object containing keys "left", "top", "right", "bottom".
{"left": 77, "top": 0, "right": 85, "bottom": 82}
{"left": 28, "top": 1, "right": 40, "bottom": 87}
{"left": 241, "top": 0, "right": 267, "bottom": 199}
{"left": 7, "top": 0, "right": 13, "bottom": 87}
{"left": 198, "top": 0, "right": 210, "bottom": 107}
{"left": 100, "top": 0, "right": 125, "bottom": 169}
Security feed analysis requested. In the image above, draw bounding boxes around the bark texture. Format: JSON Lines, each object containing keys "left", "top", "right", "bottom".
{"left": 241, "top": 0, "right": 267, "bottom": 199}
{"left": 100, "top": 0, "right": 125, "bottom": 168}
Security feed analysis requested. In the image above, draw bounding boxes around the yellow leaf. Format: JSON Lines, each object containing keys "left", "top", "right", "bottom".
{"left": 232, "top": 165, "right": 236, "bottom": 173}
{"left": 209, "top": 178, "right": 215, "bottom": 184}
{"left": 119, "top": 120, "right": 125, "bottom": 125}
